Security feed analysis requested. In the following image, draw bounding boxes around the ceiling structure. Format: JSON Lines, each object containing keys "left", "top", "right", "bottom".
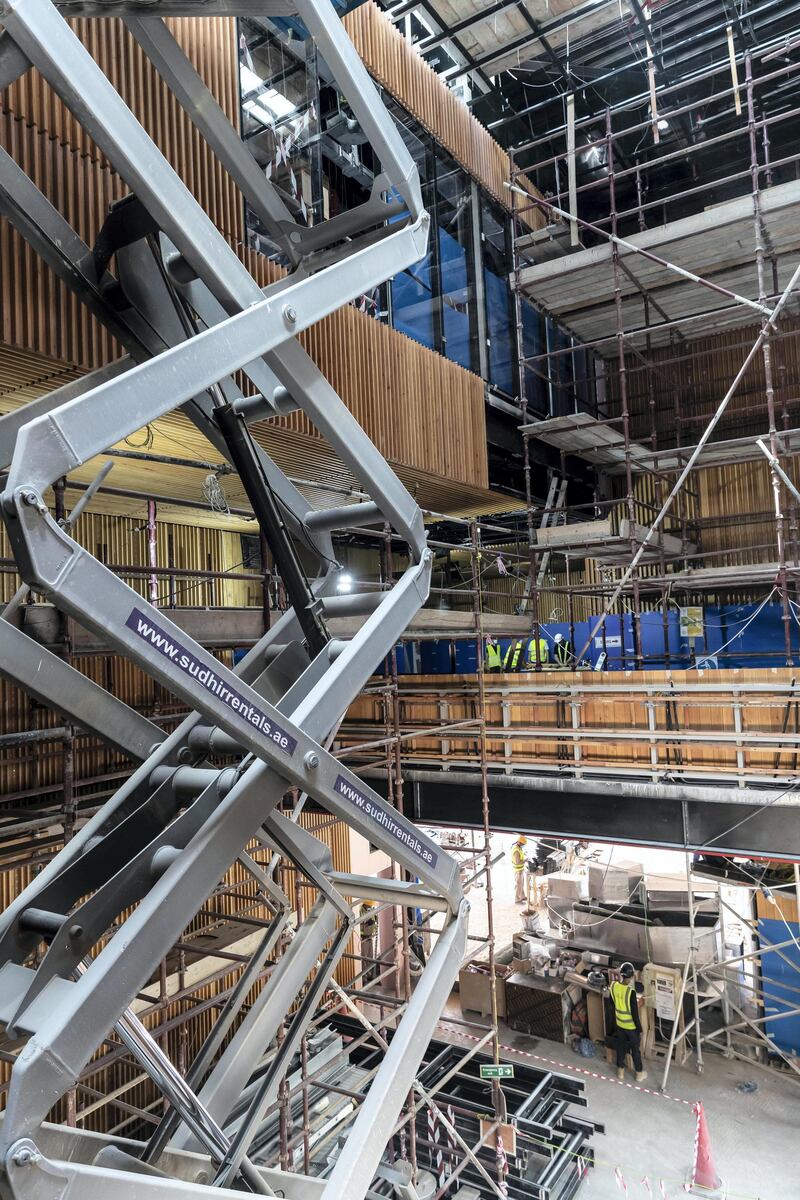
{"left": 0, "top": 345, "right": 521, "bottom": 532}
{"left": 376, "top": 0, "right": 800, "bottom": 240}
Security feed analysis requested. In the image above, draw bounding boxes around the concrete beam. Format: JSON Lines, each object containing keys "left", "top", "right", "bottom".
{"left": 19, "top": 605, "right": 533, "bottom": 652}
{"left": 361, "top": 767, "right": 800, "bottom": 861}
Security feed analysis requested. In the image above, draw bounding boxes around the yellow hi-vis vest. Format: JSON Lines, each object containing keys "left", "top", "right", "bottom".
{"left": 504, "top": 640, "right": 524, "bottom": 670}
{"left": 611, "top": 980, "right": 636, "bottom": 1030}
{"left": 511, "top": 842, "right": 526, "bottom": 873}
{"left": 485, "top": 642, "right": 502, "bottom": 670}
{"left": 526, "top": 637, "right": 549, "bottom": 667}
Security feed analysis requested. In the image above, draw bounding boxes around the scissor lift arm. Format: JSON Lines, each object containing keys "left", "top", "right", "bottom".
{"left": 0, "top": 3, "right": 468, "bottom": 1197}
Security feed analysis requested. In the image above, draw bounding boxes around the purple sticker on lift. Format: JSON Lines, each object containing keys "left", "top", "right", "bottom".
{"left": 334, "top": 774, "right": 438, "bottom": 868}
{"left": 126, "top": 606, "right": 296, "bottom": 755}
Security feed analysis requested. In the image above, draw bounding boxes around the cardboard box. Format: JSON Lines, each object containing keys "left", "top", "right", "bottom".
{"left": 479, "top": 1120, "right": 517, "bottom": 1157}
{"left": 512, "top": 933, "right": 532, "bottom": 959}
{"left": 459, "top": 964, "right": 508, "bottom": 1019}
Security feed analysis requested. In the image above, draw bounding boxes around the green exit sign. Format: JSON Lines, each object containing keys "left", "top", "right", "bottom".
{"left": 479, "top": 1063, "right": 514, "bottom": 1080}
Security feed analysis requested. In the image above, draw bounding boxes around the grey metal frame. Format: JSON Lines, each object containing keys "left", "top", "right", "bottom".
{"left": 0, "top": 2, "right": 467, "bottom": 1197}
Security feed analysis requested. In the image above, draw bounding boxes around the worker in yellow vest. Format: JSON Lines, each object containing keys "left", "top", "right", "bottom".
{"left": 503, "top": 639, "right": 525, "bottom": 671}
{"left": 484, "top": 637, "right": 502, "bottom": 672}
{"left": 511, "top": 835, "right": 528, "bottom": 904}
{"left": 525, "top": 636, "right": 549, "bottom": 670}
{"left": 610, "top": 962, "right": 647, "bottom": 1083}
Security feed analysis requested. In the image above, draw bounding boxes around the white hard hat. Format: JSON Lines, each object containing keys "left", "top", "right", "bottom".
{"left": 554, "top": 633, "right": 564, "bottom": 642}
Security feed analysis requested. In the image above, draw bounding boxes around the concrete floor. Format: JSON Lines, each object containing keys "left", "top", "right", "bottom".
{"left": 431, "top": 833, "right": 799, "bottom": 1200}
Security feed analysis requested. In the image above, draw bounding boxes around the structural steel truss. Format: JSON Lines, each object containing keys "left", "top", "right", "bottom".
{"left": 0, "top": 2, "right": 467, "bottom": 1196}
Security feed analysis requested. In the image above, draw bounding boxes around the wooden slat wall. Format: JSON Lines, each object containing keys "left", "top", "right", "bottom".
{"left": 344, "top": 667, "right": 800, "bottom": 783}
{"left": 602, "top": 310, "right": 800, "bottom": 584}
{"left": 0, "top": 511, "right": 254, "bottom": 609}
{"left": 285, "top": 299, "right": 489, "bottom": 489}
{"left": 0, "top": 16, "right": 489, "bottom": 489}
{"left": 696, "top": 458, "right": 800, "bottom": 571}
{"left": 756, "top": 888, "right": 798, "bottom": 923}
{"left": 0, "top": 17, "right": 242, "bottom": 366}
{"left": 343, "top": 1, "right": 545, "bottom": 230}
{"left": 609, "top": 452, "right": 798, "bottom": 585}
{"left": 2, "top": 16, "right": 242, "bottom": 233}
{"left": 611, "top": 319, "right": 800, "bottom": 447}
{"left": 0, "top": 815, "right": 355, "bottom": 1132}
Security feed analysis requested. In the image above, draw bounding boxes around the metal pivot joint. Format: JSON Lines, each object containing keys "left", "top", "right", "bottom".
{"left": 0, "top": 2, "right": 466, "bottom": 1198}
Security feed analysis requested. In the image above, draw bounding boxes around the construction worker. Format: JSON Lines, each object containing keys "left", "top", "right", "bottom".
{"left": 511, "top": 835, "right": 528, "bottom": 904}
{"left": 553, "top": 632, "right": 572, "bottom": 668}
{"left": 503, "top": 638, "right": 525, "bottom": 671}
{"left": 610, "top": 963, "right": 647, "bottom": 1083}
{"left": 525, "top": 634, "right": 549, "bottom": 670}
{"left": 360, "top": 900, "right": 379, "bottom": 985}
{"left": 484, "top": 636, "right": 502, "bottom": 672}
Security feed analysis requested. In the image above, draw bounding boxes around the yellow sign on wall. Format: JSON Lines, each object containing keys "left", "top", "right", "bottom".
{"left": 679, "top": 606, "right": 704, "bottom": 638}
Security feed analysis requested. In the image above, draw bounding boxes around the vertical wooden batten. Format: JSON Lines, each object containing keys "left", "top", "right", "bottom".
{"left": 342, "top": 1, "right": 545, "bottom": 229}
{"left": 0, "top": 16, "right": 489, "bottom": 490}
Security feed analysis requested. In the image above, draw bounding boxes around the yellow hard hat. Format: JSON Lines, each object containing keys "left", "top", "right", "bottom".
{"left": 516, "top": 835, "right": 527, "bottom": 845}
{"left": 361, "top": 899, "right": 377, "bottom": 908}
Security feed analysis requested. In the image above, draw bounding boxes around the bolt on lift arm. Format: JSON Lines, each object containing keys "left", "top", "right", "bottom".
{"left": 0, "top": 2, "right": 466, "bottom": 1198}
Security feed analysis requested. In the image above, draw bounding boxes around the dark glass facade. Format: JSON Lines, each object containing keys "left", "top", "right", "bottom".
{"left": 237, "top": 17, "right": 595, "bottom": 416}
{"left": 480, "top": 199, "right": 515, "bottom": 396}
{"left": 433, "top": 156, "right": 478, "bottom": 373}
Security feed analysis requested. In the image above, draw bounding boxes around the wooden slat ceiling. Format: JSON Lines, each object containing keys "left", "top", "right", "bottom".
{"left": 0, "top": 344, "right": 521, "bottom": 530}
{"left": 427, "top": 0, "right": 625, "bottom": 74}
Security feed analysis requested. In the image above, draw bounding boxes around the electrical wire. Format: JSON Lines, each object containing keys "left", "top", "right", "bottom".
{"left": 713, "top": 855, "right": 800, "bottom": 956}
{"left": 698, "top": 772, "right": 800, "bottom": 850}
{"left": 691, "top": 587, "right": 777, "bottom": 669}
{"left": 155, "top": 558, "right": 248, "bottom": 607}
{"left": 545, "top": 882, "right": 642, "bottom": 929}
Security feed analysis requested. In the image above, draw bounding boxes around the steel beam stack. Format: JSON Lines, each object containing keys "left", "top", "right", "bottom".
{"left": 0, "top": 2, "right": 467, "bottom": 1197}
{"left": 335, "top": 1017, "right": 604, "bottom": 1199}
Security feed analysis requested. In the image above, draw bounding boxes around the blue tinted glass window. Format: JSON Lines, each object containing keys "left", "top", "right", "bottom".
{"left": 385, "top": 110, "right": 438, "bottom": 350}
{"left": 392, "top": 251, "right": 437, "bottom": 349}
{"left": 521, "top": 300, "right": 546, "bottom": 413}
{"left": 481, "top": 201, "right": 515, "bottom": 396}
{"left": 434, "top": 158, "right": 476, "bottom": 372}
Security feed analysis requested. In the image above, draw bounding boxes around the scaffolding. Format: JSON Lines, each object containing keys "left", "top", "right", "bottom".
{"left": 3, "top": 4, "right": 800, "bottom": 1193}
{"left": 508, "top": 45, "right": 800, "bottom": 671}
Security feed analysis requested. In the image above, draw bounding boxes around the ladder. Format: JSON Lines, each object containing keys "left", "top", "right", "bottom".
{"left": 0, "top": 3, "right": 467, "bottom": 1197}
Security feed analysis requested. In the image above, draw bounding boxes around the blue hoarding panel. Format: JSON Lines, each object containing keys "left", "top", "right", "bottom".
{"left": 639, "top": 609, "right": 681, "bottom": 668}
{"left": 586, "top": 613, "right": 631, "bottom": 670}
{"left": 454, "top": 639, "right": 478, "bottom": 673}
{"left": 702, "top": 602, "right": 798, "bottom": 668}
{"left": 757, "top": 917, "right": 800, "bottom": 1057}
{"left": 420, "top": 639, "right": 453, "bottom": 673}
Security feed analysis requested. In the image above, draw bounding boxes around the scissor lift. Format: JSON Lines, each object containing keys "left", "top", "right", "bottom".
{"left": 0, "top": 2, "right": 467, "bottom": 1196}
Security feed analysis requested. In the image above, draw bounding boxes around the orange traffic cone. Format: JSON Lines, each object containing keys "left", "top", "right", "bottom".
{"left": 686, "top": 1102, "right": 724, "bottom": 1196}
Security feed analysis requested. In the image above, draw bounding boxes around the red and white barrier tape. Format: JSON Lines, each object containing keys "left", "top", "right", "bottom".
{"left": 685, "top": 1101, "right": 702, "bottom": 1194}
{"left": 439, "top": 1022, "right": 695, "bottom": 1107}
{"left": 495, "top": 1127, "right": 509, "bottom": 1197}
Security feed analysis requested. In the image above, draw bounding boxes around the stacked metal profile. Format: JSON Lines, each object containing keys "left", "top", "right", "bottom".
{"left": 0, "top": 2, "right": 468, "bottom": 1197}
{"left": 332, "top": 1017, "right": 603, "bottom": 1199}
